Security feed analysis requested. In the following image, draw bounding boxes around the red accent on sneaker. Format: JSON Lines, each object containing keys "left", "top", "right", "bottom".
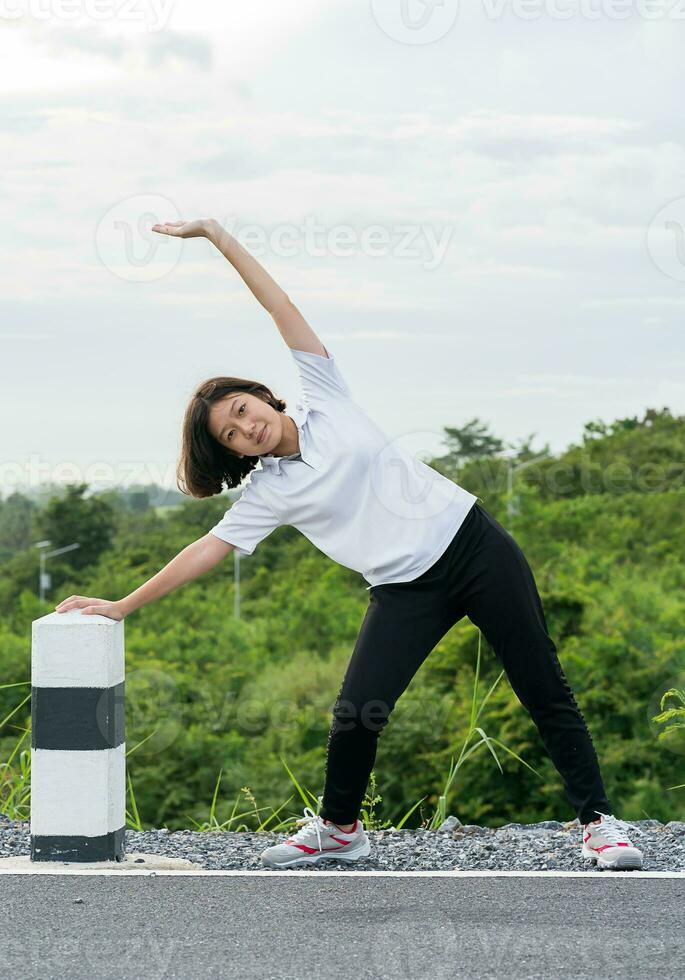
{"left": 329, "top": 820, "right": 358, "bottom": 833}
{"left": 587, "top": 842, "right": 630, "bottom": 853}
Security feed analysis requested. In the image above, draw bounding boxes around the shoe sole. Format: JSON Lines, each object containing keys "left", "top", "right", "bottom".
{"left": 581, "top": 846, "right": 643, "bottom": 871}
{"left": 261, "top": 839, "right": 371, "bottom": 869}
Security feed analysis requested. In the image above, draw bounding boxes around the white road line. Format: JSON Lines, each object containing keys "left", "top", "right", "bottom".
{"left": 1, "top": 868, "right": 683, "bottom": 878}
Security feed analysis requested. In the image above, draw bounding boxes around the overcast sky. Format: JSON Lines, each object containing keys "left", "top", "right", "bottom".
{"left": 2, "top": 0, "right": 684, "bottom": 495}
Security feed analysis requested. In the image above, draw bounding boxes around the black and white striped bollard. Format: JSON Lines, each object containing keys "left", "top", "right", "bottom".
{"left": 30, "top": 610, "right": 126, "bottom": 862}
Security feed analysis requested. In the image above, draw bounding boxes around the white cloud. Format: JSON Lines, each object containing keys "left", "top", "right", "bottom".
{"left": 1, "top": 0, "right": 684, "bottom": 488}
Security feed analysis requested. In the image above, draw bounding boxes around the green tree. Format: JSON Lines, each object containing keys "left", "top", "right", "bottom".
{"left": 35, "top": 483, "right": 117, "bottom": 571}
{"left": 438, "top": 418, "right": 506, "bottom": 467}
{"left": 0, "top": 492, "right": 37, "bottom": 557}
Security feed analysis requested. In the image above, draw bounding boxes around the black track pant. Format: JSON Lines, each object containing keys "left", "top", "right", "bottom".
{"left": 320, "top": 501, "right": 612, "bottom": 827}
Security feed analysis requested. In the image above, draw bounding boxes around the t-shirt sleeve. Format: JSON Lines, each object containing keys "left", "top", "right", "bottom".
{"left": 208, "top": 481, "right": 280, "bottom": 556}
{"left": 289, "top": 346, "right": 353, "bottom": 409}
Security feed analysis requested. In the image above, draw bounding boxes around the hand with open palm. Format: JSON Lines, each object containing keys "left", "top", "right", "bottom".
{"left": 54, "top": 595, "right": 126, "bottom": 620}
{"left": 151, "top": 218, "right": 217, "bottom": 240}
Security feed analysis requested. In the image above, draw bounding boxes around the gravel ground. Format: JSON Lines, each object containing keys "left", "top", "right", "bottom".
{"left": 3, "top": 814, "right": 685, "bottom": 871}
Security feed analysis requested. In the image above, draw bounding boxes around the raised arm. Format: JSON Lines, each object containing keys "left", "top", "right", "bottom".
{"left": 151, "top": 218, "right": 328, "bottom": 358}
{"left": 54, "top": 533, "right": 235, "bottom": 619}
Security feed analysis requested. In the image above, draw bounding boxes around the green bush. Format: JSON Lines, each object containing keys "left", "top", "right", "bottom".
{"left": 2, "top": 410, "right": 685, "bottom": 829}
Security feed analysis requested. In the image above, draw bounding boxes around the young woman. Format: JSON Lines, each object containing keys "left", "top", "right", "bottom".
{"left": 55, "top": 217, "right": 644, "bottom": 872}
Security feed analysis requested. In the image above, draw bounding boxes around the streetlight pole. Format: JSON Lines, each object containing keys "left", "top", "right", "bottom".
{"left": 34, "top": 540, "right": 81, "bottom": 602}
{"left": 234, "top": 549, "right": 241, "bottom": 619}
{"left": 232, "top": 549, "right": 255, "bottom": 619}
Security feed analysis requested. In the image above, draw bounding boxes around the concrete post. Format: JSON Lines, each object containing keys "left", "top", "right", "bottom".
{"left": 30, "top": 610, "right": 126, "bottom": 862}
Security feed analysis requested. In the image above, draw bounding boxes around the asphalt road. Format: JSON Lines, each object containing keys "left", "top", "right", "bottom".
{"left": 2, "top": 874, "right": 684, "bottom": 979}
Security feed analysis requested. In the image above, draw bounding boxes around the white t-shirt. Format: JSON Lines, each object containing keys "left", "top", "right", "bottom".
{"left": 208, "top": 347, "right": 477, "bottom": 589}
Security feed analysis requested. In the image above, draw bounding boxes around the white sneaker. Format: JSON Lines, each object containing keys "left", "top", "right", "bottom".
{"left": 581, "top": 812, "right": 644, "bottom": 870}
{"left": 260, "top": 807, "right": 371, "bottom": 869}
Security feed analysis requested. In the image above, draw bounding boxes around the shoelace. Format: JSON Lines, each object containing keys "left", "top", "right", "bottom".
{"left": 290, "top": 806, "right": 327, "bottom": 851}
{"left": 592, "top": 811, "right": 644, "bottom": 843}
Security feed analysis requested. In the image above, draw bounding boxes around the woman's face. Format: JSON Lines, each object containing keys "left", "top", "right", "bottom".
{"left": 207, "top": 391, "right": 283, "bottom": 458}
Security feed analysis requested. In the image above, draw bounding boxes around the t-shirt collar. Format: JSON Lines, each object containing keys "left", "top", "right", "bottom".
{"left": 258, "top": 400, "right": 323, "bottom": 473}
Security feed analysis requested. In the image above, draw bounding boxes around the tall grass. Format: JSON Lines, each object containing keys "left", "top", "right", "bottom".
{"left": 4, "top": 633, "right": 664, "bottom": 834}
{"left": 427, "top": 630, "right": 544, "bottom": 829}
{"left": 651, "top": 687, "right": 685, "bottom": 791}
{"left": 0, "top": 681, "right": 31, "bottom": 822}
